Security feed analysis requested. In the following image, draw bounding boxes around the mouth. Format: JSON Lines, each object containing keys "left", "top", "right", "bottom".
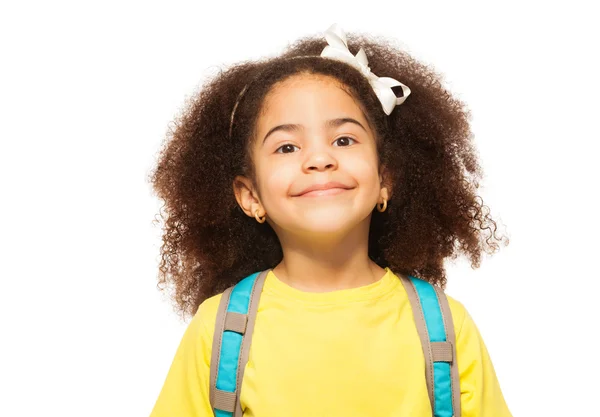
{"left": 296, "top": 187, "right": 353, "bottom": 197}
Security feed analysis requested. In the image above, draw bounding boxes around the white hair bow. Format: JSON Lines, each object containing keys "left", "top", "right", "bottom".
{"left": 320, "top": 23, "right": 411, "bottom": 115}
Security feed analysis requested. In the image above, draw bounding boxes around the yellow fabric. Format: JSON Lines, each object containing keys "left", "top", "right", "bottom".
{"left": 150, "top": 267, "right": 512, "bottom": 416}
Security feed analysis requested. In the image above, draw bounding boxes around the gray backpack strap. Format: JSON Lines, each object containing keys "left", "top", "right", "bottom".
{"left": 433, "top": 284, "right": 461, "bottom": 417}
{"left": 209, "top": 269, "right": 269, "bottom": 417}
{"left": 399, "top": 274, "right": 461, "bottom": 417}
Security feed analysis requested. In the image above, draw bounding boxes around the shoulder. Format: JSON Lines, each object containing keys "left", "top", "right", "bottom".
{"left": 167, "top": 291, "right": 226, "bottom": 359}
{"left": 444, "top": 293, "right": 469, "bottom": 336}
{"left": 192, "top": 291, "right": 225, "bottom": 344}
{"left": 192, "top": 269, "right": 271, "bottom": 337}
{"left": 149, "top": 292, "right": 227, "bottom": 416}
{"left": 393, "top": 270, "right": 469, "bottom": 335}
{"left": 443, "top": 293, "right": 487, "bottom": 352}
{"left": 442, "top": 294, "right": 513, "bottom": 415}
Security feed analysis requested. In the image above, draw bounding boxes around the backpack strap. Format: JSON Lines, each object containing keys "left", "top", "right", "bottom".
{"left": 399, "top": 274, "right": 461, "bottom": 417}
{"left": 209, "top": 269, "right": 269, "bottom": 417}
{"left": 209, "top": 269, "right": 460, "bottom": 417}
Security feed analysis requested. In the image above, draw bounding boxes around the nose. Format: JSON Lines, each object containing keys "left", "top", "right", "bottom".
{"left": 302, "top": 147, "right": 338, "bottom": 172}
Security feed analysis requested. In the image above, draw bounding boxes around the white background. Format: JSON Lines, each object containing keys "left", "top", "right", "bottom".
{"left": 1, "top": 1, "right": 598, "bottom": 416}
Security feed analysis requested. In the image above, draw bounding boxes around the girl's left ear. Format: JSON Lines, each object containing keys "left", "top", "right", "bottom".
{"left": 379, "top": 165, "right": 393, "bottom": 199}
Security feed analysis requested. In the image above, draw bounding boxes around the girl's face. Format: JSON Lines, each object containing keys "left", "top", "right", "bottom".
{"left": 234, "top": 73, "right": 390, "bottom": 240}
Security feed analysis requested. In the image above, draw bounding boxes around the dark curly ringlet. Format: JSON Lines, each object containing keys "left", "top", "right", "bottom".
{"left": 149, "top": 29, "right": 509, "bottom": 319}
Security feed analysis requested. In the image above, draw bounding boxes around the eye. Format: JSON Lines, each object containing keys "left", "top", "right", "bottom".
{"left": 275, "top": 143, "right": 299, "bottom": 154}
{"left": 333, "top": 136, "right": 356, "bottom": 147}
{"left": 275, "top": 137, "right": 356, "bottom": 154}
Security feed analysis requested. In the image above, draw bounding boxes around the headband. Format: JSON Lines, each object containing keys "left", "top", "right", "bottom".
{"left": 228, "top": 23, "right": 411, "bottom": 140}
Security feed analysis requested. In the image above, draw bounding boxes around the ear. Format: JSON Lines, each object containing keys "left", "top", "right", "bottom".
{"left": 233, "top": 175, "right": 265, "bottom": 219}
{"left": 378, "top": 165, "right": 393, "bottom": 200}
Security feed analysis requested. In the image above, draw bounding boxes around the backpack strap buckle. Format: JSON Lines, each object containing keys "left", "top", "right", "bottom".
{"left": 224, "top": 312, "right": 248, "bottom": 334}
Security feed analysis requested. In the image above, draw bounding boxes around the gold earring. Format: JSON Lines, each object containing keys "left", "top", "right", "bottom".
{"left": 254, "top": 209, "right": 266, "bottom": 223}
{"left": 377, "top": 198, "right": 387, "bottom": 212}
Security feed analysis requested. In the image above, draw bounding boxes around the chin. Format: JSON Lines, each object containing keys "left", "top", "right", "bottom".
{"left": 278, "top": 205, "right": 372, "bottom": 233}
{"left": 297, "top": 216, "right": 357, "bottom": 234}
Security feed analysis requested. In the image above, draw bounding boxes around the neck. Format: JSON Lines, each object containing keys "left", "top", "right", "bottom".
{"left": 271, "top": 216, "right": 386, "bottom": 293}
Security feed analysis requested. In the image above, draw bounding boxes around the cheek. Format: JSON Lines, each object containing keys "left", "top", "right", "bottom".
{"left": 258, "top": 161, "right": 296, "bottom": 199}
{"left": 346, "top": 152, "right": 380, "bottom": 185}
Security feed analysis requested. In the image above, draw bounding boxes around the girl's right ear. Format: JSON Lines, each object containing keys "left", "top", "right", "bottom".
{"left": 233, "top": 175, "right": 265, "bottom": 219}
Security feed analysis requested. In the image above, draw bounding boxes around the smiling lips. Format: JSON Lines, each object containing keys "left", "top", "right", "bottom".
{"left": 295, "top": 181, "right": 354, "bottom": 197}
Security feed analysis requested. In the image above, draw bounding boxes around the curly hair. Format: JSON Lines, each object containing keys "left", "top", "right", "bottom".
{"left": 148, "top": 28, "right": 509, "bottom": 319}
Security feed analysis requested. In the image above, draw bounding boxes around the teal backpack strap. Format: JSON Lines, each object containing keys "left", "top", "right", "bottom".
{"left": 209, "top": 269, "right": 269, "bottom": 417}
{"left": 399, "top": 274, "right": 461, "bottom": 417}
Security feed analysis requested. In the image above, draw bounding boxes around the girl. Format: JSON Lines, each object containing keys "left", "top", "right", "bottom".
{"left": 148, "top": 23, "right": 511, "bottom": 417}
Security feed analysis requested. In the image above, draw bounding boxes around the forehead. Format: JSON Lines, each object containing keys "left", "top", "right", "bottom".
{"left": 257, "top": 73, "right": 369, "bottom": 127}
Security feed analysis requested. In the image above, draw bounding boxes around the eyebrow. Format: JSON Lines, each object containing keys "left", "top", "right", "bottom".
{"left": 262, "top": 117, "right": 368, "bottom": 145}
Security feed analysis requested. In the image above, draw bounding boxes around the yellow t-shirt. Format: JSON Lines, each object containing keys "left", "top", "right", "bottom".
{"left": 150, "top": 267, "right": 512, "bottom": 416}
